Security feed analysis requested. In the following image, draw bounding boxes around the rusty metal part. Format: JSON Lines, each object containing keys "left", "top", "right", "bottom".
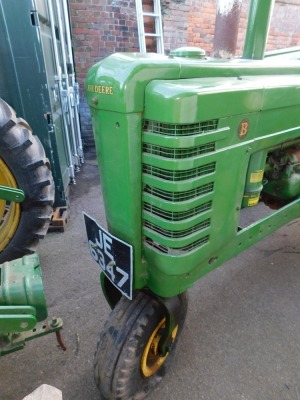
{"left": 213, "top": 0, "right": 242, "bottom": 58}
{"left": 55, "top": 330, "right": 67, "bottom": 351}
{"left": 49, "top": 206, "right": 69, "bottom": 232}
{"left": 0, "top": 317, "right": 64, "bottom": 356}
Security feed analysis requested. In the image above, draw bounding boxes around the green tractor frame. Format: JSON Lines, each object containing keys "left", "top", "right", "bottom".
{"left": 85, "top": 0, "right": 300, "bottom": 399}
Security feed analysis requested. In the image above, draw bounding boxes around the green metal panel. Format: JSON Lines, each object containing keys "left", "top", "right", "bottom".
{"left": 0, "top": 254, "right": 63, "bottom": 356}
{"left": 86, "top": 53, "right": 300, "bottom": 114}
{"left": 0, "top": 0, "right": 70, "bottom": 206}
{"left": 0, "top": 253, "right": 47, "bottom": 323}
{"left": 90, "top": 109, "right": 146, "bottom": 288}
{"left": 143, "top": 77, "right": 264, "bottom": 122}
{"left": 265, "top": 47, "right": 300, "bottom": 60}
{"left": 0, "top": 186, "right": 24, "bottom": 202}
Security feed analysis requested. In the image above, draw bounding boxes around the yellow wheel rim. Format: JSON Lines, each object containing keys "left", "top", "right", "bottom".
{"left": 141, "top": 318, "right": 178, "bottom": 378}
{"left": 0, "top": 158, "right": 21, "bottom": 251}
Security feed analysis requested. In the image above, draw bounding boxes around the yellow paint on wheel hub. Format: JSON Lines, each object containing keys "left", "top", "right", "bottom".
{"left": 141, "top": 318, "right": 178, "bottom": 378}
{"left": 0, "top": 158, "right": 21, "bottom": 252}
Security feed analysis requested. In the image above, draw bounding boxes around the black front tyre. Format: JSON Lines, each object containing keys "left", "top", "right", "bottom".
{"left": 0, "top": 99, "right": 54, "bottom": 263}
{"left": 94, "top": 290, "right": 188, "bottom": 400}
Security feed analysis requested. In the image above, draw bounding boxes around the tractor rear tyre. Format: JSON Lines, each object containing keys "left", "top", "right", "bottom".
{"left": 0, "top": 98, "right": 54, "bottom": 263}
{"left": 93, "top": 290, "right": 188, "bottom": 400}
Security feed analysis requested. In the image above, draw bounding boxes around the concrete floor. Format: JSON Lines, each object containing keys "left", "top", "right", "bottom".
{"left": 1, "top": 148, "right": 300, "bottom": 400}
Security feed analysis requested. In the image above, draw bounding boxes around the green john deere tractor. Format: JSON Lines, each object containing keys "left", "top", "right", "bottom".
{"left": 0, "top": 98, "right": 62, "bottom": 355}
{"left": 85, "top": 0, "right": 300, "bottom": 399}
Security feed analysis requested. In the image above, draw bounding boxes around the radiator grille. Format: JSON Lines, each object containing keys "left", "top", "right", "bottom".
{"left": 143, "top": 162, "right": 216, "bottom": 181}
{"left": 143, "top": 142, "right": 215, "bottom": 159}
{"left": 143, "top": 119, "right": 217, "bottom": 254}
{"left": 143, "top": 119, "right": 218, "bottom": 136}
{"left": 144, "top": 201, "right": 212, "bottom": 221}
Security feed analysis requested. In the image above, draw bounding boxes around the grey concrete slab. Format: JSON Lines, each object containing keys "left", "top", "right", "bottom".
{"left": 1, "top": 148, "right": 300, "bottom": 400}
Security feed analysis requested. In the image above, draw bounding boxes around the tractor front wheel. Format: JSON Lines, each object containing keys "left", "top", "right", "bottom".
{"left": 0, "top": 99, "right": 54, "bottom": 263}
{"left": 94, "top": 290, "right": 188, "bottom": 400}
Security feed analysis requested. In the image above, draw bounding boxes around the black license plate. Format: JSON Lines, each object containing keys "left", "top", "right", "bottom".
{"left": 83, "top": 213, "right": 133, "bottom": 299}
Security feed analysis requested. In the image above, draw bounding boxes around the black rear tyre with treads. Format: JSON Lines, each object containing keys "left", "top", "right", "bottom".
{"left": 0, "top": 98, "right": 54, "bottom": 263}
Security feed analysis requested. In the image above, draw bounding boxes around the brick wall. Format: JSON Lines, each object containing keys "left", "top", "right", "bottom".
{"left": 267, "top": 1, "right": 300, "bottom": 50}
{"left": 69, "top": 0, "right": 300, "bottom": 146}
{"left": 184, "top": 0, "right": 217, "bottom": 53}
{"left": 236, "top": 0, "right": 300, "bottom": 55}
{"left": 70, "top": 0, "right": 139, "bottom": 145}
{"left": 177, "top": 0, "right": 300, "bottom": 56}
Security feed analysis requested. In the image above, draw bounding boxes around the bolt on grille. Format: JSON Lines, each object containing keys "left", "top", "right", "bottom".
{"left": 144, "top": 218, "right": 210, "bottom": 238}
{"left": 143, "top": 162, "right": 216, "bottom": 181}
{"left": 145, "top": 235, "right": 209, "bottom": 254}
{"left": 144, "top": 201, "right": 212, "bottom": 221}
{"left": 143, "top": 119, "right": 218, "bottom": 136}
{"left": 143, "top": 142, "right": 216, "bottom": 159}
{"left": 144, "top": 182, "right": 214, "bottom": 201}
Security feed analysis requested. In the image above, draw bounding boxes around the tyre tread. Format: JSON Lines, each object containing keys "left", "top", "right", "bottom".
{"left": 94, "top": 291, "right": 188, "bottom": 400}
{"left": 0, "top": 98, "right": 54, "bottom": 263}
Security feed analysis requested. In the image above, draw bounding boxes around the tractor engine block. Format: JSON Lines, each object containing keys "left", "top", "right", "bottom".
{"left": 262, "top": 146, "right": 300, "bottom": 208}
